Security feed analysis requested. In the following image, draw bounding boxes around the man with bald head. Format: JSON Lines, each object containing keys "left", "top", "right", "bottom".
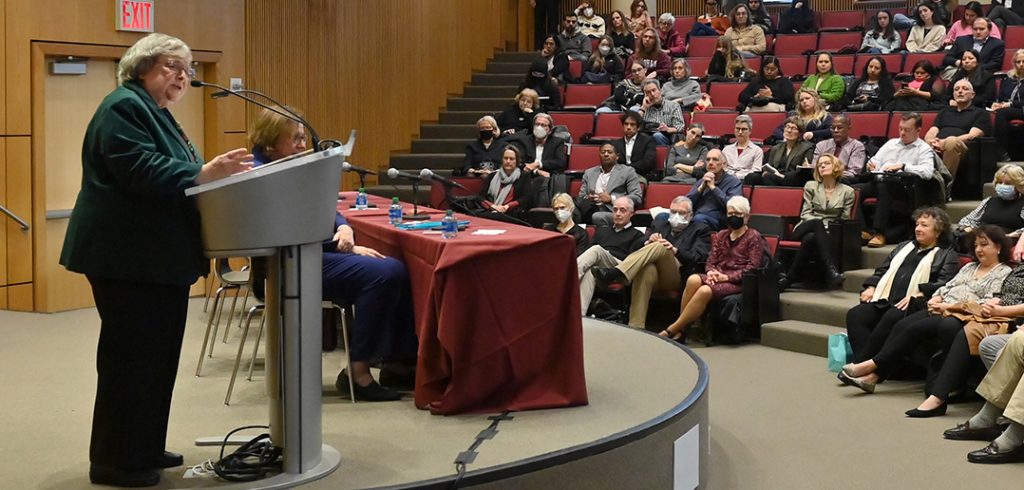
{"left": 686, "top": 148, "right": 743, "bottom": 229}
{"left": 577, "top": 142, "right": 644, "bottom": 226}
{"left": 925, "top": 78, "right": 990, "bottom": 178}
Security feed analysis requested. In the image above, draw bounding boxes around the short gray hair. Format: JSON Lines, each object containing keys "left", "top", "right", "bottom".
{"left": 118, "top": 33, "right": 191, "bottom": 84}
{"left": 670, "top": 196, "right": 692, "bottom": 208}
{"left": 641, "top": 79, "right": 661, "bottom": 91}
{"left": 735, "top": 114, "right": 753, "bottom": 129}
{"left": 534, "top": 112, "right": 554, "bottom": 127}
{"left": 614, "top": 195, "right": 635, "bottom": 212}
{"left": 727, "top": 195, "right": 750, "bottom": 215}
{"left": 658, "top": 12, "right": 676, "bottom": 25}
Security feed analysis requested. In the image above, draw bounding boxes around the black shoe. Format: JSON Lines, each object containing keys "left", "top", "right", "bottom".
{"left": 967, "top": 442, "right": 1024, "bottom": 464}
{"left": 905, "top": 403, "right": 947, "bottom": 418}
{"left": 826, "top": 266, "right": 844, "bottom": 289}
{"left": 155, "top": 451, "right": 184, "bottom": 468}
{"left": 778, "top": 272, "right": 792, "bottom": 290}
{"left": 379, "top": 368, "right": 416, "bottom": 391}
{"left": 593, "top": 267, "right": 627, "bottom": 290}
{"left": 89, "top": 464, "right": 160, "bottom": 487}
{"left": 336, "top": 369, "right": 401, "bottom": 401}
{"left": 943, "top": 421, "right": 1005, "bottom": 441}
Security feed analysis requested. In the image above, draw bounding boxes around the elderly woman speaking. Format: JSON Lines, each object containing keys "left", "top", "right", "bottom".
{"left": 60, "top": 33, "right": 252, "bottom": 487}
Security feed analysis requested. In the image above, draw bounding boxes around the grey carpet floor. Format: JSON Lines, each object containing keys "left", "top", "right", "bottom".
{"left": 1, "top": 300, "right": 1022, "bottom": 489}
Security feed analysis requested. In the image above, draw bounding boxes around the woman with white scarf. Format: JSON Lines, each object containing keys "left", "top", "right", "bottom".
{"left": 475, "top": 145, "right": 534, "bottom": 223}
{"left": 844, "top": 207, "right": 960, "bottom": 365}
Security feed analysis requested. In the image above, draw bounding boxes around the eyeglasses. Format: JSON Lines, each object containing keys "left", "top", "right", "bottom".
{"left": 163, "top": 58, "right": 196, "bottom": 80}
{"left": 734, "top": 126, "right": 750, "bottom": 132}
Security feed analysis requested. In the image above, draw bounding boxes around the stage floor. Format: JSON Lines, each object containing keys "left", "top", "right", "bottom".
{"left": 2, "top": 302, "right": 706, "bottom": 489}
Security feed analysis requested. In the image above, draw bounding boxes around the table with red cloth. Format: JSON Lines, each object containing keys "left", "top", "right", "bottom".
{"left": 338, "top": 194, "right": 588, "bottom": 415}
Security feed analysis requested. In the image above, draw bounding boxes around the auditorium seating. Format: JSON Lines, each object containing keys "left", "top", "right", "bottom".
{"left": 563, "top": 84, "right": 612, "bottom": 110}
{"left": 674, "top": 15, "right": 696, "bottom": 39}
{"left": 551, "top": 112, "right": 594, "bottom": 143}
{"left": 901, "top": 53, "right": 944, "bottom": 75}
{"left": 1006, "top": 25, "right": 1024, "bottom": 50}
{"left": 688, "top": 36, "right": 719, "bottom": 58}
{"left": 817, "top": 32, "right": 864, "bottom": 53}
{"left": 774, "top": 34, "right": 817, "bottom": 56}
{"left": 568, "top": 145, "right": 601, "bottom": 172}
{"left": 819, "top": 10, "right": 864, "bottom": 32}
{"left": 844, "top": 112, "right": 890, "bottom": 141}
{"left": 706, "top": 82, "right": 746, "bottom": 110}
{"left": 747, "top": 112, "right": 787, "bottom": 143}
{"left": 592, "top": 112, "right": 625, "bottom": 140}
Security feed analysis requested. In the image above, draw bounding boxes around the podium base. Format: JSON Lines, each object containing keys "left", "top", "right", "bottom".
{"left": 181, "top": 444, "right": 340, "bottom": 489}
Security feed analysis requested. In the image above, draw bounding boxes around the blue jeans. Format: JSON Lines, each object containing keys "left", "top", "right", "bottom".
{"left": 651, "top": 131, "right": 673, "bottom": 145}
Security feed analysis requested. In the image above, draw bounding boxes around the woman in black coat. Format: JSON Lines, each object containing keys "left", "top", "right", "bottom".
{"left": 888, "top": 59, "right": 944, "bottom": 112}
{"left": 842, "top": 56, "right": 896, "bottom": 111}
{"left": 944, "top": 49, "right": 997, "bottom": 108}
{"left": 738, "top": 56, "right": 796, "bottom": 112}
{"left": 778, "top": 0, "right": 816, "bottom": 34}
{"left": 519, "top": 57, "right": 562, "bottom": 111}
{"left": 472, "top": 145, "right": 535, "bottom": 224}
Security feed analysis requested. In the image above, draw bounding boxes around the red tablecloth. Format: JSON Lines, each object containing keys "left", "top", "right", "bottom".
{"left": 342, "top": 209, "right": 589, "bottom": 415}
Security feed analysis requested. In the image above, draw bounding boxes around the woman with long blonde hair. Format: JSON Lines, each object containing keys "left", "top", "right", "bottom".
{"left": 770, "top": 88, "right": 833, "bottom": 143}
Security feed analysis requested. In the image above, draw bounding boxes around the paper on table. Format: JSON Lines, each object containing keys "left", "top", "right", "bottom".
{"left": 471, "top": 229, "right": 507, "bottom": 235}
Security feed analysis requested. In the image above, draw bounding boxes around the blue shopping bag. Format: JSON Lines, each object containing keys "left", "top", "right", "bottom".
{"left": 827, "top": 333, "right": 852, "bottom": 372}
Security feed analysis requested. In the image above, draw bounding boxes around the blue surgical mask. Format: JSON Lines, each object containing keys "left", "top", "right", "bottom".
{"left": 996, "top": 183, "right": 1018, "bottom": 200}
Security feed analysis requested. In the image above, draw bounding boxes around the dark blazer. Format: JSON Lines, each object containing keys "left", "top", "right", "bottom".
{"left": 514, "top": 133, "right": 568, "bottom": 173}
{"left": 646, "top": 218, "right": 713, "bottom": 266}
{"left": 739, "top": 76, "right": 796, "bottom": 111}
{"left": 496, "top": 105, "right": 535, "bottom": 135}
{"left": 480, "top": 171, "right": 535, "bottom": 211}
{"left": 612, "top": 133, "right": 657, "bottom": 178}
{"left": 461, "top": 137, "right": 509, "bottom": 175}
{"left": 943, "top": 35, "right": 1006, "bottom": 73}
{"left": 60, "top": 80, "right": 208, "bottom": 285}
{"left": 766, "top": 140, "right": 816, "bottom": 173}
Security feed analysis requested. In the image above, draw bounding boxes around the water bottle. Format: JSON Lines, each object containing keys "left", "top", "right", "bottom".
{"left": 388, "top": 197, "right": 403, "bottom": 225}
{"left": 355, "top": 188, "right": 368, "bottom": 210}
{"left": 441, "top": 210, "right": 458, "bottom": 240}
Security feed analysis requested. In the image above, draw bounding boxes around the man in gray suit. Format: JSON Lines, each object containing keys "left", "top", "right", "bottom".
{"left": 577, "top": 143, "right": 644, "bottom": 226}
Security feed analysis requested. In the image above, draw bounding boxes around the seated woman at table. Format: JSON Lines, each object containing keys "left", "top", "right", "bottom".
{"left": 458, "top": 115, "right": 507, "bottom": 177}
{"left": 840, "top": 226, "right": 1012, "bottom": 395}
{"left": 745, "top": 116, "right": 815, "bottom": 186}
{"left": 544, "top": 192, "right": 591, "bottom": 256}
{"left": 250, "top": 107, "right": 418, "bottom": 402}
{"left": 954, "top": 165, "right": 1024, "bottom": 251}
{"left": 660, "top": 196, "right": 764, "bottom": 342}
{"left": 468, "top": 145, "right": 534, "bottom": 224}
{"left": 843, "top": 207, "right": 961, "bottom": 366}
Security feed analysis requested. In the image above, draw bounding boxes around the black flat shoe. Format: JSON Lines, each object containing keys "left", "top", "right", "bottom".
{"left": 336, "top": 370, "right": 401, "bottom": 402}
{"left": 943, "top": 421, "right": 1005, "bottom": 441}
{"left": 89, "top": 464, "right": 160, "bottom": 487}
{"left": 379, "top": 368, "right": 416, "bottom": 391}
{"left": 967, "top": 442, "right": 1024, "bottom": 464}
{"left": 906, "top": 404, "right": 947, "bottom": 418}
{"left": 155, "top": 450, "right": 184, "bottom": 468}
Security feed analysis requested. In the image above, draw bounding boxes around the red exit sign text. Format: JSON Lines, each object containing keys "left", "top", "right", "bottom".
{"left": 116, "top": 0, "right": 154, "bottom": 33}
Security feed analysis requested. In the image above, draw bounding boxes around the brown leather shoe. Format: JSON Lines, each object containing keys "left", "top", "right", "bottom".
{"left": 867, "top": 234, "right": 886, "bottom": 248}
{"left": 943, "top": 421, "right": 1005, "bottom": 441}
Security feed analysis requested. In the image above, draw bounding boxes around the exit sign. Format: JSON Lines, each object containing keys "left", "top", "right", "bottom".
{"left": 116, "top": 0, "right": 154, "bottom": 33}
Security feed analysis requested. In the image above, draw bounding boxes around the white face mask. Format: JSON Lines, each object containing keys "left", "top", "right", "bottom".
{"left": 555, "top": 209, "right": 572, "bottom": 223}
{"left": 668, "top": 212, "right": 689, "bottom": 230}
{"left": 599, "top": 45, "right": 612, "bottom": 55}
{"left": 584, "top": 7, "right": 594, "bottom": 17}
{"left": 533, "top": 125, "right": 549, "bottom": 139}
{"left": 996, "top": 183, "right": 1018, "bottom": 200}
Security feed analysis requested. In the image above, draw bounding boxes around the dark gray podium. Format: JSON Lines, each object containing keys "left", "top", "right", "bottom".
{"left": 185, "top": 144, "right": 348, "bottom": 488}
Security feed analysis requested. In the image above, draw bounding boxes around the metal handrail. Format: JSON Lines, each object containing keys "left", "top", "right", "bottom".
{"left": 0, "top": 204, "right": 29, "bottom": 231}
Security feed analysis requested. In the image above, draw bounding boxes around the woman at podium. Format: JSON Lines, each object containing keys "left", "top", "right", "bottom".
{"left": 250, "top": 108, "right": 418, "bottom": 402}
{"left": 59, "top": 33, "right": 253, "bottom": 488}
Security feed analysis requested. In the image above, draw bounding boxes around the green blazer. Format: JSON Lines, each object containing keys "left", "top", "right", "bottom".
{"left": 798, "top": 180, "right": 855, "bottom": 227}
{"left": 802, "top": 74, "right": 846, "bottom": 104}
{"left": 60, "top": 80, "right": 208, "bottom": 285}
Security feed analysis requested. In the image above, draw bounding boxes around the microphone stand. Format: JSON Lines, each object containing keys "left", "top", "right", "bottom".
{"left": 405, "top": 180, "right": 430, "bottom": 221}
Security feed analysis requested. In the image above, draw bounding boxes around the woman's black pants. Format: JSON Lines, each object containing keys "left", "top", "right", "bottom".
{"left": 846, "top": 302, "right": 912, "bottom": 363}
{"left": 872, "top": 311, "right": 963, "bottom": 382}
{"left": 788, "top": 219, "right": 839, "bottom": 279}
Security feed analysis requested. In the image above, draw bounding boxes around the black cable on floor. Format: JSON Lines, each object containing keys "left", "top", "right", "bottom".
{"left": 448, "top": 411, "right": 514, "bottom": 490}
{"left": 212, "top": 425, "right": 283, "bottom": 482}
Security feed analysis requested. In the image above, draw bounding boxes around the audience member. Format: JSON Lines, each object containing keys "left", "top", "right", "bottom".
{"left": 608, "top": 10, "right": 636, "bottom": 57}
{"left": 688, "top": 148, "right": 743, "bottom": 228}
{"left": 888, "top": 60, "right": 943, "bottom": 112}
{"left": 942, "top": 16, "right": 1005, "bottom": 79}
{"left": 771, "top": 88, "right": 833, "bottom": 143}
{"left": 538, "top": 35, "right": 570, "bottom": 82}
{"left": 861, "top": 10, "right": 902, "bottom": 54}
{"left": 746, "top": 0, "right": 774, "bottom": 35}
{"left": 778, "top": 0, "right": 816, "bottom": 34}
{"left": 944, "top": 49, "right": 996, "bottom": 107}
{"left": 657, "top": 13, "right": 686, "bottom": 58}
{"left": 594, "top": 196, "right": 713, "bottom": 328}
{"left": 600, "top": 62, "right": 647, "bottom": 113}
{"left": 577, "top": 143, "right": 644, "bottom": 225}
{"left": 749, "top": 116, "right": 814, "bottom": 186}
{"left": 545, "top": 192, "right": 591, "bottom": 256}
{"left": 990, "top": 0, "right": 1024, "bottom": 32}
{"left": 943, "top": 330, "right": 1024, "bottom": 464}
{"left": 496, "top": 88, "right": 538, "bottom": 136}
{"left": 665, "top": 124, "right": 710, "bottom": 184}
{"left": 628, "top": 0, "right": 654, "bottom": 37}
{"left": 803, "top": 53, "right": 846, "bottom": 109}
{"left": 925, "top": 79, "right": 990, "bottom": 179}
{"left": 472, "top": 145, "right": 536, "bottom": 222}
{"left": 813, "top": 114, "right": 867, "bottom": 185}
{"left": 779, "top": 154, "right": 855, "bottom": 290}
{"left": 724, "top": 4, "right": 767, "bottom": 56}
{"left": 557, "top": 12, "right": 592, "bottom": 62}
{"left": 577, "top": 195, "right": 646, "bottom": 313}
{"left": 531, "top": 0, "right": 560, "bottom": 50}
{"left": 956, "top": 166, "right": 1024, "bottom": 243}
{"left": 575, "top": 2, "right": 606, "bottom": 38}
{"left": 739, "top": 56, "right": 794, "bottom": 112}
{"left": 662, "top": 58, "right": 703, "bottom": 111}
{"left": 842, "top": 56, "right": 896, "bottom": 112}
{"left": 723, "top": 114, "right": 765, "bottom": 181}
{"left": 992, "top": 49, "right": 1024, "bottom": 158}
{"left": 860, "top": 112, "right": 938, "bottom": 248}
{"left": 708, "top": 36, "right": 754, "bottom": 82}
{"left": 628, "top": 27, "right": 672, "bottom": 78}
{"left": 639, "top": 79, "right": 684, "bottom": 146}
{"left": 612, "top": 111, "right": 657, "bottom": 179}
{"left": 943, "top": 2, "right": 1003, "bottom": 49}
{"left": 660, "top": 196, "right": 764, "bottom": 342}
{"left": 520, "top": 57, "right": 562, "bottom": 111}
{"left": 695, "top": 0, "right": 731, "bottom": 36}
{"left": 514, "top": 112, "right": 567, "bottom": 185}
{"left": 844, "top": 207, "right": 960, "bottom": 364}
{"left": 840, "top": 226, "right": 1011, "bottom": 394}
{"left": 907, "top": 2, "right": 947, "bottom": 53}
{"left": 582, "top": 35, "right": 624, "bottom": 84}
{"left": 460, "top": 115, "right": 507, "bottom": 177}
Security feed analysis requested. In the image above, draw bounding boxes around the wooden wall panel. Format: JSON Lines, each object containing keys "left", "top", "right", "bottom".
{"left": 0, "top": 138, "right": 6, "bottom": 286}
{"left": 7, "top": 282, "right": 32, "bottom": 311}
{"left": 6, "top": 136, "right": 30, "bottom": 284}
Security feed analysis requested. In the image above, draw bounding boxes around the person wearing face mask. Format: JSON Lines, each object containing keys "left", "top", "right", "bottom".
{"left": 543, "top": 193, "right": 590, "bottom": 256}
{"left": 460, "top": 115, "right": 507, "bottom": 177}
{"left": 497, "top": 88, "right": 539, "bottom": 136}
{"left": 519, "top": 58, "right": 562, "bottom": 111}
{"left": 574, "top": 2, "right": 606, "bottom": 38}
{"left": 514, "top": 112, "right": 568, "bottom": 178}
{"left": 582, "top": 35, "right": 624, "bottom": 84}
{"left": 592, "top": 196, "right": 712, "bottom": 328}
{"left": 557, "top": 13, "right": 592, "bottom": 62}
{"left": 576, "top": 143, "right": 643, "bottom": 225}
{"left": 993, "top": 50, "right": 1024, "bottom": 160}
{"left": 660, "top": 196, "right": 764, "bottom": 342}
{"left": 778, "top": 154, "right": 855, "bottom": 291}
{"left": 954, "top": 166, "right": 1024, "bottom": 251}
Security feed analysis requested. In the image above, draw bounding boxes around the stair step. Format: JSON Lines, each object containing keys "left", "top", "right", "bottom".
{"left": 421, "top": 124, "right": 480, "bottom": 139}
{"left": 779, "top": 289, "right": 859, "bottom": 329}
{"left": 471, "top": 73, "right": 524, "bottom": 86}
{"left": 388, "top": 153, "right": 463, "bottom": 171}
{"left": 487, "top": 61, "right": 533, "bottom": 74}
{"left": 862, "top": 244, "right": 896, "bottom": 270}
{"left": 439, "top": 110, "right": 500, "bottom": 124}
{"left": 448, "top": 97, "right": 513, "bottom": 112}
{"left": 365, "top": 185, "right": 429, "bottom": 205}
{"left": 463, "top": 85, "right": 520, "bottom": 98}
{"left": 946, "top": 200, "right": 981, "bottom": 223}
{"left": 842, "top": 268, "right": 873, "bottom": 293}
{"left": 761, "top": 320, "right": 846, "bottom": 358}
{"left": 411, "top": 138, "right": 472, "bottom": 154}
{"left": 493, "top": 51, "right": 541, "bottom": 63}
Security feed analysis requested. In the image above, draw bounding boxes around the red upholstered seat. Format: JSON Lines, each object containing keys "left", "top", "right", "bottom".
{"left": 687, "top": 35, "right": 719, "bottom": 57}
{"left": 774, "top": 34, "right": 818, "bottom": 56}
{"left": 845, "top": 112, "right": 891, "bottom": 140}
{"left": 819, "top": 10, "right": 864, "bottom": 31}
{"left": 818, "top": 31, "right": 864, "bottom": 52}
{"left": 643, "top": 182, "right": 693, "bottom": 209}
{"left": 688, "top": 57, "right": 713, "bottom": 79}
{"left": 592, "top": 112, "right": 625, "bottom": 140}
{"left": 675, "top": 16, "right": 696, "bottom": 38}
{"left": 563, "top": 84, "right": 612, "bottom": 110}
{"left": 707, "top": 82, "right": 747, "bottom": 110}
{"left": 655, "top": 145, "right": 669, "bottom": 174}
{"left": 568, "top": 144, "right": 601, "bottom": 172}
{"left": 568, "top": 59, "right": 583, "bottom": 80}
{"left": 429, "top": 178, "right": 483, "bottom": 209}
{"left": 550, "top": 111, "right": 595, "bottom": 143}
{"left": 776, "top": 55, "right": 810, "bottom": 77}
{"left": 1006, "top": 25, "right": 1024, "bottom": 49}
{"left": 748, "top": 112, "right": 787, "bottom": 143}
{"left": 901, "top": 53, "right": 944, "bottom": 75}
{"left": 690, "top": 111, "right": 736, "bottom": 139}
{"left": 570, "top": 179, "right": 583, "bottom": 198}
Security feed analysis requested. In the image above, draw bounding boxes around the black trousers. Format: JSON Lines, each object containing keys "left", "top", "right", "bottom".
{"left": 989, "top": 6, "right": 1024, "bottom": 32}
{"left": 787, "top": 219, "right": 839, "bottom": 280}
{"left": 994, "top": 107, "right": 1024, "bottom": 156}
{"left": 929, "top": 328, "right": 984, "bottom": 400}
{"left": 87, "top": 275, "right": 190, "bottom": 471}
{"left": 846, "top": 302, "right": 912, "bottom": 363}
{"left": 853, "top": 178, "right": 899, "bottom": 237}
{"left": 872, "top": 311, "right": 962, "bottom": 381}
{"left": 534, "top": 0, "right": 560, "bottom": 50}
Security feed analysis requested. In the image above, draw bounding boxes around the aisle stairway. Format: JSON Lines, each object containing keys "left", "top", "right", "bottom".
{"left": 366, "top": 51, "right": 536, "bottom": 203}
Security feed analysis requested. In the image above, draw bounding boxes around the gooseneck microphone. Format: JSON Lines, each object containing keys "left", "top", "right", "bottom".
{"left": 386, "top": 168, "right": 426, "bottom": 181}
{"left": 342, "top": 162, "right": 376, "bottom": 176}
{"left": 419, "top": 168, "right": 468, "bottom": 190}
{"left": 190, "top": 80, "right": 322, "bottom": 150}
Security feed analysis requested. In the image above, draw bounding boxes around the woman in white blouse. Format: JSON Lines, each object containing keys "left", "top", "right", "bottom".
{"left": 721, "top": 114, "right": 764, "bottom": 181}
